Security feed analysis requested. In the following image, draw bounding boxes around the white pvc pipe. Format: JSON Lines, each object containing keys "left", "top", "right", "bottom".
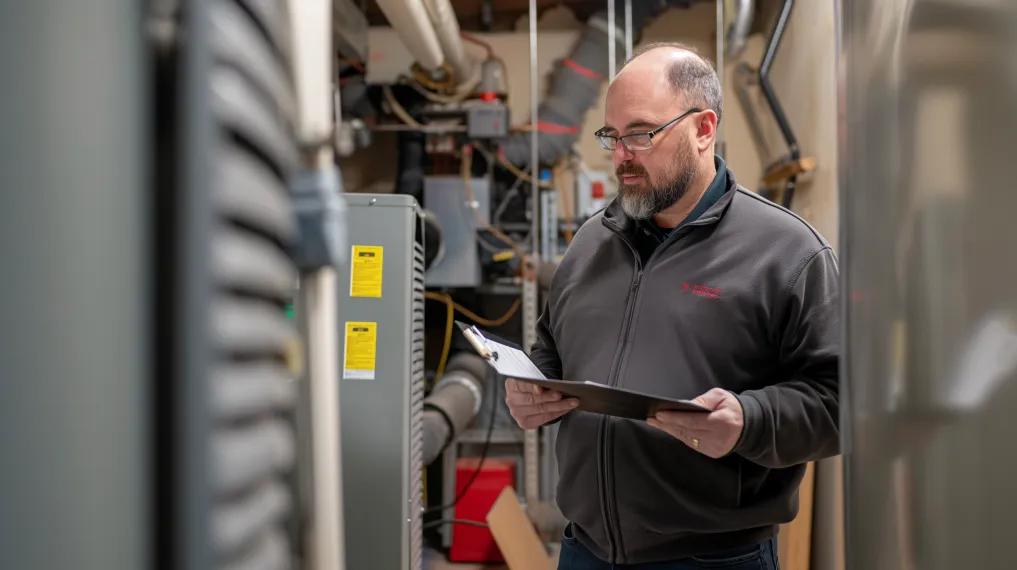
{"left": 303, "top": 269, "right": 344, "bottom": 570}
{"left": 375, "top": 0, "right": 444, "bottom": 70}
{"left": 424, "top": 0, "right": 475, "bottom": 83}
{"left": 289, "top": 2, "right": 344, "bottom": 569}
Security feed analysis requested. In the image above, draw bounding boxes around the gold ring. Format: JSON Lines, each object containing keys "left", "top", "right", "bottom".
{"left": 691, "top": 437, "right": 701, "bottom": 449}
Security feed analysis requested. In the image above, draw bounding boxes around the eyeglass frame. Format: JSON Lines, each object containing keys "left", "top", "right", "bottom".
{"left": 594, "top": 107, "right": 703, "bottom": 152}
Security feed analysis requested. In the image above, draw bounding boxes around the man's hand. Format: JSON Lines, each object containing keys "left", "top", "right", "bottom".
{"left": 505, "top": 378, "right": 579, "bottom": 429}
{"left": 646, "top": 388, "right": 744, "bottom": 458}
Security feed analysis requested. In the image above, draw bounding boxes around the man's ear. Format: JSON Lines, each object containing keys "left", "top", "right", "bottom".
{"left": 695, "top": 110, "right": 718, "bottom": 152}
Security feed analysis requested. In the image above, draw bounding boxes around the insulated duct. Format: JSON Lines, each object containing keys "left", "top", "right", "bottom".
{"left": 501, "top": 0, "right": 676, "bottom": 168}
{"left": 421, "top": 353, "right": 487, "bottom": 466}
{"left": 423, "top": 0, "right": 475, "bottom": 85}
{"left": 374, "top": 0, "right": 444, "bottom": 70}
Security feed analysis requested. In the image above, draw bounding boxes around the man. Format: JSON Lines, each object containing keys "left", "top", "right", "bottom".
{"left": 505, "top": 44, "right": 840, "bottom": 569}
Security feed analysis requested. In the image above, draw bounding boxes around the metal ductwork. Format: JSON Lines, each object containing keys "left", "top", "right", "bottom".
{"left": 421, "top": 353, "right": 487, "bottom": 466}
{"left": 501, "top": 0, "right": 675, "bottom": 168}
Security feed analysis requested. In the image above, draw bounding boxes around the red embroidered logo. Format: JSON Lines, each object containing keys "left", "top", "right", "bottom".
{"left": 681, "top": 282, "right": 722, "bottom": 300}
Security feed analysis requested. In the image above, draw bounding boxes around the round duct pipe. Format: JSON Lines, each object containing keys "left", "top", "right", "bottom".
{"left": 374, "top": 0, "right": 444, "bottom": 70}
{"left": 423, "top": 0, "right": 475, "bottom": 85}
{"left": 421, "top": 353, "right": 487, "bottom": 466}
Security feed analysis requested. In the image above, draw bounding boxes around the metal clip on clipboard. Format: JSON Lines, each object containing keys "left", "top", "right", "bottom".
{"left": 461, "top": 324, "right": 496, "bottom": 361}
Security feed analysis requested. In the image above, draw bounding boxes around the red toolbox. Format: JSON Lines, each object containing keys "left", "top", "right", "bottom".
{"left": 449, "top": 458, "right": 516, "bottom": 563}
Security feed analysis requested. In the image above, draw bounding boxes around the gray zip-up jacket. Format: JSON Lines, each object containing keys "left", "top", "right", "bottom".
{"left": 531, "top": 169, "right": 840, "bottom": 564}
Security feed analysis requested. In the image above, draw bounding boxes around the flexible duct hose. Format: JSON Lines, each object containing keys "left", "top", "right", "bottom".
{"left": 501, "top": 0, "right": 674, "bottom": 168}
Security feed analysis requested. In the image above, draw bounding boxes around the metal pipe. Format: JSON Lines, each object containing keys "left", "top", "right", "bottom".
{"left": 725, "top": 0, "right": 755, "bottom": 60}
{"left": 715, "top": 0, "right": 725, "bottom": 155}
{"left": 757, "top": 0, "right": 799, "bottom": 207}
{"left": 624, "top": 0, "right": 633, "bottom": 61}
{"left": 607, "top": 0, "right": 616, "bottom": 78}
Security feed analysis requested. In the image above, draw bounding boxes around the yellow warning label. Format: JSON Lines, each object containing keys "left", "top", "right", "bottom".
{"left": 343, "top": 321, "right": 377, "bottom": 380}
{"left": 350, "top": 245, "right": 384, "bottom": 298}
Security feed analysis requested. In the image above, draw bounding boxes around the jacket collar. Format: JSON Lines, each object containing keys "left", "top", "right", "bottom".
{"left": 602, "top": 162, "right": 740, "bottom": 237}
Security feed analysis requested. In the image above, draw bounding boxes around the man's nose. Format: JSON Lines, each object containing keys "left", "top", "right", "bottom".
{"left": 612, "top": 142, "right": 634, "bottom": 164}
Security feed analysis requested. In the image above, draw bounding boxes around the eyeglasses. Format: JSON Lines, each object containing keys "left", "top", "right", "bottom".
{"left": 594, "top": 108, "right": 702, "bottom": 152}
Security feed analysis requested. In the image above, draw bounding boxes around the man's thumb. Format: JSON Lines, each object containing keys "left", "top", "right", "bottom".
{"left": 694, "top": 388, "right": 730, "bottom": 410}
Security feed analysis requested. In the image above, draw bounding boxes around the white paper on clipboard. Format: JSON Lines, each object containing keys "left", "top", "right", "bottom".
{"left": 456, "top": 322, "right": 547, "bottom": 380}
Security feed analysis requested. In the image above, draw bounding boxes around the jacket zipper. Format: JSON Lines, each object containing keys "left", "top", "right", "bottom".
{"left": 596, "top": 217, "right": 718, "bottom": 562}
{"left": 598, "top": 233, "right": 642, "bottom": 562}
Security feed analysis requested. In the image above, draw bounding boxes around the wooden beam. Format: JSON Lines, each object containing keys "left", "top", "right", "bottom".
{"left": 779, "top": 461, "right": 816, "bottom": 570}
{"left": 762, "top": 156, "right": 817, "bottom": 187}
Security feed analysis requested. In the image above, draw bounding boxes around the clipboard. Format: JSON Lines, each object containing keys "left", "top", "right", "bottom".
{"left": 457, "top": 321, "right": 710, "bottom": 420}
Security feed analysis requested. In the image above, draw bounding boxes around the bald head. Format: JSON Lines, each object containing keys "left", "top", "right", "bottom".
{"left": 615, "top": 43, "right": 722, "bottom": 124}
{"left": 601, "top": 43, "right": 723, "bottom": 222}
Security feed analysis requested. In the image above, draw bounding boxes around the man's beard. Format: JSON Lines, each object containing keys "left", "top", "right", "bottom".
{"left": 617, "top": 141, "right": 697, "bottom": 220}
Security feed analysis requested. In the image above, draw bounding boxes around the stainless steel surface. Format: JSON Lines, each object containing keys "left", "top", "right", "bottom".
{"left": 540, "top": 188, "right": 558, "bottom": 260}
{"left": 525, "top": 0, "right": 543, "bottom": 509}
{"left": 302, "top": 269, "right": 345, "bottom": 570}
{"left": 291, "top": 2, "right": 346, "bottom": 565}
{"left": 839, "top": 1, "right": 1017, "bottom": 568}
{"left": 338, "top": 194, "right": 425, "bottom": 570}
{"left": 0, "top": 2, "right": 149, "bottom": 567}
{"left": 725, "top": 0, "right": 754, "bottom": 59}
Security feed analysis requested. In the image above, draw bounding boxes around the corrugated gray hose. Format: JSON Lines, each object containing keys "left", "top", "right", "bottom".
{"left": 501, "top": 0, "right": 676, "bottom": 168}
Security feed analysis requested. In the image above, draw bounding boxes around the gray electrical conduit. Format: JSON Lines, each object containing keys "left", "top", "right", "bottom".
{"left": 421, "top": 352, "right": 488, "bottom": 466}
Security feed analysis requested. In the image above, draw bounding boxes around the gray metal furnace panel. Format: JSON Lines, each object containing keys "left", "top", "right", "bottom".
{"left": 338, "top": 194, "right": 424, "bottom": 570}
{"left": 0, "top": 2, "right": 150, "bottom": 567}
{"left": 424, "top": 176, "right": 489, "bottom": 288}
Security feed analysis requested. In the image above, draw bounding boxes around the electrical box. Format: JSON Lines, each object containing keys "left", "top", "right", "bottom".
{"left": 575, "top": 169, "right": 613, "bottom": 218}
{"left": 338, "top": 194, "right": 425, "bottom": 570}
{"left": 424, "top": 176, "right": 490, "bottom": 288}
{"left": 466, "top": 103, "right": 509, "bottom": 139}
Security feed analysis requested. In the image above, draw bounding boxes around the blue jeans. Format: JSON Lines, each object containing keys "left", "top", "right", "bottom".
{"left": 557, "top": 524, "right": 779, "bottom": 570}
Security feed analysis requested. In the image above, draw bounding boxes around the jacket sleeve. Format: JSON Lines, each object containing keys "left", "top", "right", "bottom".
{"left": 733, "top": 247, "right": 841, "bottom": 468}
{"left": 530, "top": 300, "right": 563, "bottom": 380}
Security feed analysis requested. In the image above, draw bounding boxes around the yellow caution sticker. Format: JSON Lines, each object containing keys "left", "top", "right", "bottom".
{"left": 492, "top": 250, "right": 515, "bottom": 263}
{"left": 350, "top": 245, "right": 384, "bottom": 298}
{"left": 343, "top": 321, "right": 377, "bottom": 380}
